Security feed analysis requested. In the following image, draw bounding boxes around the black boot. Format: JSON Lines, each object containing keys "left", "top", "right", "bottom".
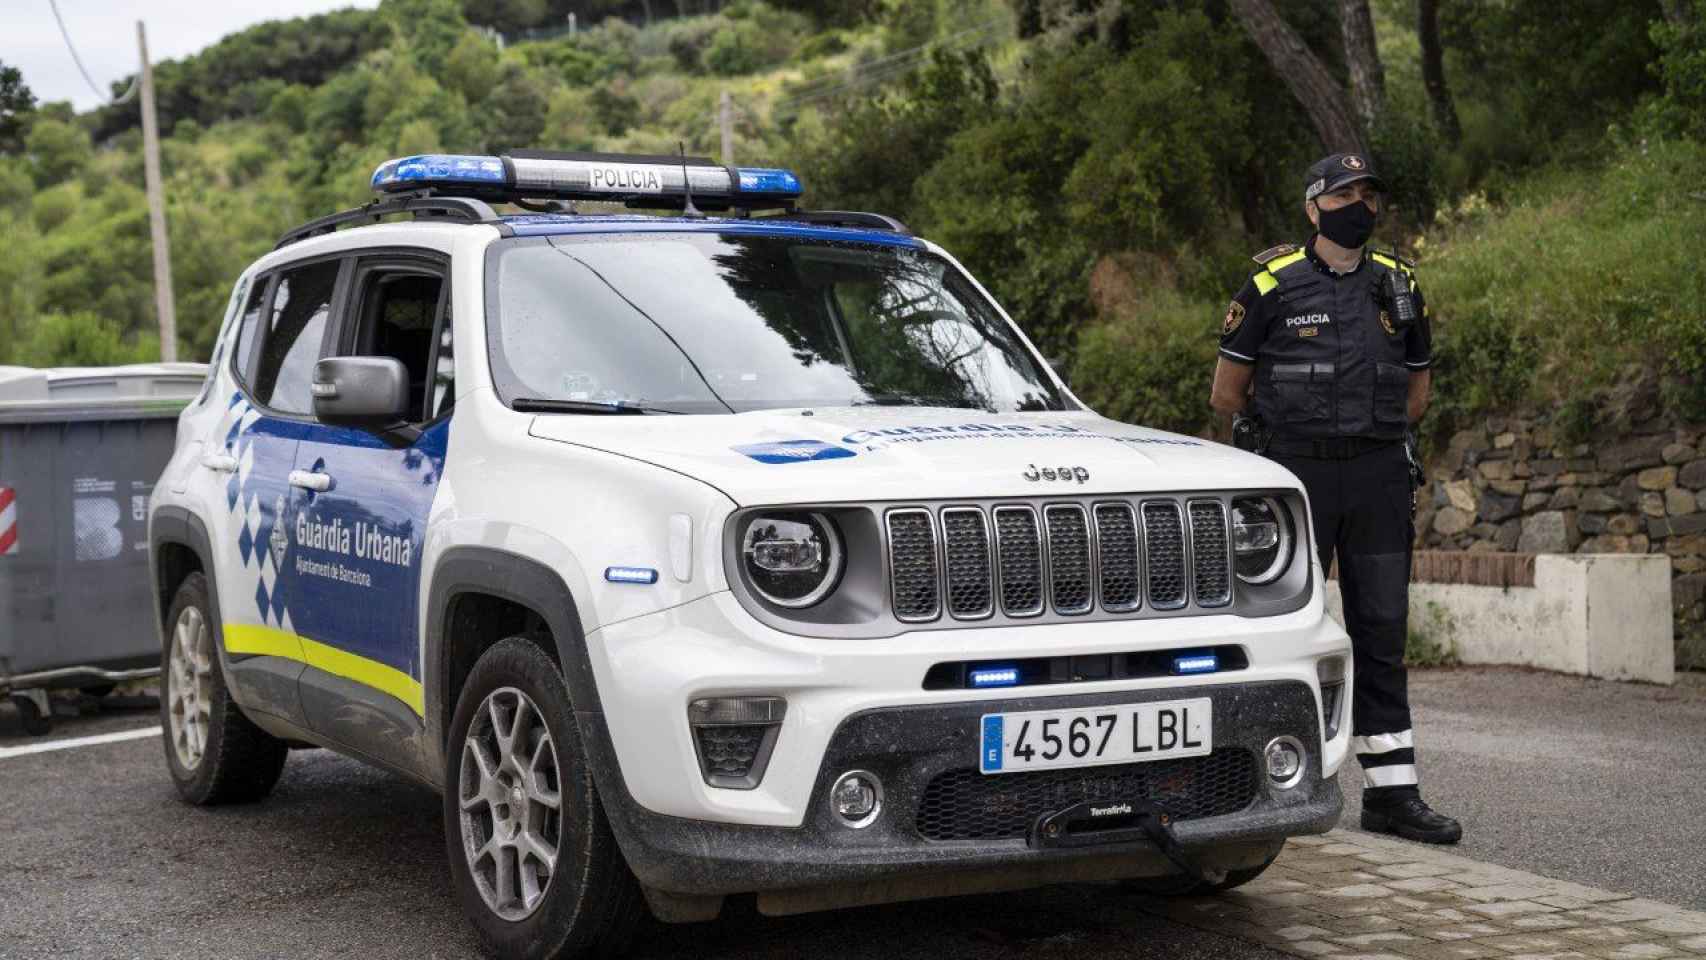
{"left": 1361, "top": 797, "right": 1462, "bottom": 844}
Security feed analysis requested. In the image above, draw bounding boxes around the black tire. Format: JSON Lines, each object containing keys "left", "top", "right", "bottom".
{"left": 444, "top": 637, "right": 645, "bottom": 960}
{"left": 13, "top": 695, "right": 52, "bottom": 736}
{"left": 161, "top": 572, "right": 288, "bottom": 805}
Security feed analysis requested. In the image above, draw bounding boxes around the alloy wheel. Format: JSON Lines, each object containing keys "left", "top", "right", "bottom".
{"left": 458, "top": 686, "right": 563, "bottom": 921}
{"left": 166, "top": 605, "right": 213, "bottom": 770}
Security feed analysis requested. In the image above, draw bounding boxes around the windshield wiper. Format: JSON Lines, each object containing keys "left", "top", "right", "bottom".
{"left": 511, "top": 398, "right": 680, "bottom": 415}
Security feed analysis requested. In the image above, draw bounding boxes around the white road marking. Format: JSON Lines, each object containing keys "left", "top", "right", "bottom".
{"left": 0, "top": 725, "right": 161, "bottom": 760}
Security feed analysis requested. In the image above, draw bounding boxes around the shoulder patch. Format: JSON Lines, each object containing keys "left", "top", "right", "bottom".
{"left": 1251, "top": 243, "right": 1298, "bottom": 265}
{"left": 1223, "top": 299, "right": 1246, "bottom": 336}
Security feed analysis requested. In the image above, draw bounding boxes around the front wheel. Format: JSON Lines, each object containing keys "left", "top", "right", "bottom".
{"left": 444, "top": 637, "right": 643, "bottom": 960}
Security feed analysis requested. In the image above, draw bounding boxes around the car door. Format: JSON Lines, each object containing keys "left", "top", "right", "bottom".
{"left": 207, "top": 255, "right": 346, "bottom": 725}
{"left": 289, "top": 251, "right": 452, "bottom": 772}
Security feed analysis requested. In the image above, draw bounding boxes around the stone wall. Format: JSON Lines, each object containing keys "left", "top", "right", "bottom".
{"left": 1414, "top": 416, "right": 1706, "bottom": 669}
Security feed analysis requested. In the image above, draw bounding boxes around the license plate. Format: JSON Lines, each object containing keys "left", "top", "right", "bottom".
{"left": 979, "top": 699, "right": 1212, "bottom": 774}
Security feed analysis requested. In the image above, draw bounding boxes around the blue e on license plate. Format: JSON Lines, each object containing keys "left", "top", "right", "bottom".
{"left": 979, "top": 698, "right": 1212, "bottom": 774}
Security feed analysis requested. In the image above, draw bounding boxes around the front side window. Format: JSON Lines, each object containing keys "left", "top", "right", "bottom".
{"left": 252, "top": 259, "right": 340, "bottom": 414}
{"left": 346, "top": 261, "right": 446, "bottom": 422}
{"left": 487, "top": 233, "right": 1066, "bottom": 414}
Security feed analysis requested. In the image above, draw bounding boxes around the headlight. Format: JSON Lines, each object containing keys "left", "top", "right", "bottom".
{"left": 1232, "top": 496, "right": 1293, "bottom": 585}
{"left": 740, "top": 511, "right": 844, "bottom": 608}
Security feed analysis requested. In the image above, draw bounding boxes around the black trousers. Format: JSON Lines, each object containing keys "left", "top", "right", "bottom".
{"left": 1268, "top": 441, "right": 1420, "bottom": 806}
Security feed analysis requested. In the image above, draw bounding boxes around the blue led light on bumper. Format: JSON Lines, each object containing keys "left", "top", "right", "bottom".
{"left": 969, "top": 666, "right": 1021, "bottom": 688}
{"left": 368, "top": 152, "right": 804, "bottom": 208}
{"left": 1172, "top": 652, "right": 1219, "bottom": 675}
{"left": 605, "top": 566, "right": 659, "bottom": 584}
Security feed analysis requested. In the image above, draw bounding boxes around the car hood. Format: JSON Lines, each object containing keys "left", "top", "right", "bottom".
{"left": 526, "top": 407, "right": 1301, "bottom": 506}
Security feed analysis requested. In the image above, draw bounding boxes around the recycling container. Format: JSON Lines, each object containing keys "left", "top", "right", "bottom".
{"left": 0, "top": 363, "right": 207, "bottom": 733}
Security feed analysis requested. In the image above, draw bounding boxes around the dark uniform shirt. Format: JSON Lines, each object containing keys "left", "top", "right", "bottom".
{"left": 1218, "top": 236, "right": 1431, "bottom": 442}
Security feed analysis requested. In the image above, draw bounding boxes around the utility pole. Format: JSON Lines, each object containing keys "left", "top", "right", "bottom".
{"left": 137, "top": 21, "right": 177, "bottom": 362}
{"left": 719, "top": 89, "right": 733, "bottom": 165}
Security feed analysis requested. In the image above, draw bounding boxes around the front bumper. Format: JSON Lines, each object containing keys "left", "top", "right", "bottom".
{"left": 569, "top": 589, "right": 1351, "bottom": 903}
{"left": 581, "top": 678, "right": 1342, "bottom": 902}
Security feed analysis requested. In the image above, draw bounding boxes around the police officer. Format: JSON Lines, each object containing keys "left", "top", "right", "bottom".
{"left": 1210, "top": 153, "right": 1461, "bottom": 844}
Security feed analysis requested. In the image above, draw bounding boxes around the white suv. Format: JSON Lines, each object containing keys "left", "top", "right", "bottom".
{"left": 148, "top": 152, "right": 1353, "bottom": 960}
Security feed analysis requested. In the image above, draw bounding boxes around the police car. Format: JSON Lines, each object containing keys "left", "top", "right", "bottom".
{"left": 147, "top": 150, "right": 1353, "bottom": 959}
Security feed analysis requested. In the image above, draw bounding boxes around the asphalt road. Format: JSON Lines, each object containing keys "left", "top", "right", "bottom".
{"left": 2, "top": 666, "right": 1701, "bottom": 958}
{"left": 1339, "top": 665, "right": 1706, "bottom": 911}
{"left": 0, "top": 694, "right": 1274, "bottom": 960}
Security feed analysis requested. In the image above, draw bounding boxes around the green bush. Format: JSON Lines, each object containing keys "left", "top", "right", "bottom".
{"left": 1068, "top": 286, "right": 1218, "bottom": 436}
{"left": 1641, "top": 0, "right": 1706, "bottom": 140}
{"left": 15, "top": 311, "right": 157, "bottom": 368}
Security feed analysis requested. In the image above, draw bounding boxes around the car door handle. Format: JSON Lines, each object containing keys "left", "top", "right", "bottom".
{"left": 288, "top": 470, "right": 334, "bottom": 493}
{"left": 200, "top": 452, "right": 238, "bottom": 473}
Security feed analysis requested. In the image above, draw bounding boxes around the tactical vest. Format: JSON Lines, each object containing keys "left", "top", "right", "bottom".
{"left": 1249, "top": 248, "right": 1415, "bottom": 442}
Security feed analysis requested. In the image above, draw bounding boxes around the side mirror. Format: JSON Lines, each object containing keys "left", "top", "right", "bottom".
{"left": 312, "top": 356, "right": 410, "bottom": 426}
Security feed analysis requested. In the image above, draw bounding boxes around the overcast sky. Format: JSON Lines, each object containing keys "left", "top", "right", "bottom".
{"left": 6, "top": 0, "right": 382, "bottom": 112}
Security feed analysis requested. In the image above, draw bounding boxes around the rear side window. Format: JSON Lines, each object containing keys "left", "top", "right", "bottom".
{"left": 252, "top": 259, "right": 341, "bottom": 414}
{"left": 230, "top": 277, "right": 270, "bottom": 387}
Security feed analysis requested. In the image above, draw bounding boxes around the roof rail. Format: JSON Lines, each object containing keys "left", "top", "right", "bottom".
{"left": 761, "top": 210, "right": 912, "bottom": 235}
{"left": 275, "top": 192, "right": 506, "bottom": 249}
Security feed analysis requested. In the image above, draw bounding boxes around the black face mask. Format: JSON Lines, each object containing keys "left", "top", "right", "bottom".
{"left": 1316, "top": 199, "right": 1377, "bottom": 249}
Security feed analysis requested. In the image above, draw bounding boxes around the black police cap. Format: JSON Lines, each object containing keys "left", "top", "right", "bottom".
{"left": 1304, "top": 153, "right": 1387, "bottom": 202}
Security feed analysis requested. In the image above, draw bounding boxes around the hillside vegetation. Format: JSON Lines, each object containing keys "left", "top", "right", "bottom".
{"left": 0, "top": 0, "right": 1702, "bottom": 443}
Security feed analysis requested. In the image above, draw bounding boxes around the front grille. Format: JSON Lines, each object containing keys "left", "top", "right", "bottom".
{"left": 1094, "top": 503, "right": 1141, "bottom": 612}
{"left": 1142, "top": 502, "right": 1188, "bottom": 610}
{"left": 993, "top": 506, "right": 1044, "bottom": 617}
{"left": 914, "top": 748, "right": 1260, "bottom": 842}
{"left": 882, "top": 495, "right": 1252, "bottom": 622}
{"left": 1043, "top": 505, "right": 1093, "bottom": 615}
{"left": 887, "top": 509, "right": 940, "bottom": 622}
{"left": 941, "top": 508, "right": 993, "bottom": 619}
{"left": 1188, "top": 500, "right": 1232, "bottom": 607}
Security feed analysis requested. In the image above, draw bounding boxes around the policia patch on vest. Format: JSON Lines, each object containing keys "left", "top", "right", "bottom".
{"left": 1224, "top": 299, "right": 1246, "bottom": 335}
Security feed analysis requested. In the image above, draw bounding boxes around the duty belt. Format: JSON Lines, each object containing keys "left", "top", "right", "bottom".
{"left": 1265, "top": 435, "right": 1399, "bottom": 460}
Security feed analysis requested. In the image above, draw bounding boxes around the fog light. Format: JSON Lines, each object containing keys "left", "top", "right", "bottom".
{"left": 830, "top": 770, "right": 883, "bottom": 828}
{"left": 1264, "top": 736, "right": 1305, "bottom": 789}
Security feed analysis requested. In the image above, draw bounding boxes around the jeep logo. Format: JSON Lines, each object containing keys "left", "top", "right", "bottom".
{"left": 1023, "top": 464, "right": 1090, "bottom": 484}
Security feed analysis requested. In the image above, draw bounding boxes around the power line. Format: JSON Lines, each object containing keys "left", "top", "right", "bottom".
{"left": 47, "top": 0, "right": 139, "bottom": 106}
{"left": 773, "top": 18, "right": 1009, "bottom": 112}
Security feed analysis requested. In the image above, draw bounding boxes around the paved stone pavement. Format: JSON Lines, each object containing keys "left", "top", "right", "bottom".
{"left": 1138, "top": 830, "right": 1706, "bottom": 960}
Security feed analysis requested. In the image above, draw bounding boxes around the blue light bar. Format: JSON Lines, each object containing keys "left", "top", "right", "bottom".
{"left": 369, "top": 152, "right": 803, "bottom": 208}
{"left": 372, "top": 154, "right": 505, "bottom": 191}
{"left": 1172, "top": 653, "right": 1219, "bottom": 676}
{"left": 970, "top": 666, "right": 1021, "bottom": 688}
{"left": 604, "top": 566, "right": 659, "bottom": 584}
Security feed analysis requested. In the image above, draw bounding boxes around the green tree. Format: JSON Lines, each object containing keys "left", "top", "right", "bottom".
{"left": 0, "top": 62, "right": 37, "bottom": 154}
{"left": 25, "top": 117, "right": 91, "bottom": 187}
{"left": 445, "top": 32, "right": 502, "bottom": 102}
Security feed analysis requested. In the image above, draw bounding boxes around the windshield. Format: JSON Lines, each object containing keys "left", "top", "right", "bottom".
{"left": 486, "top": 233, "right": 1068, "bottom": 414}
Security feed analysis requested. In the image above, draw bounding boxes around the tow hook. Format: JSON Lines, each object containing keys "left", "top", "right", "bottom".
{"left": 1028, "top": 799, "right": 1227, "bottom": 886}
